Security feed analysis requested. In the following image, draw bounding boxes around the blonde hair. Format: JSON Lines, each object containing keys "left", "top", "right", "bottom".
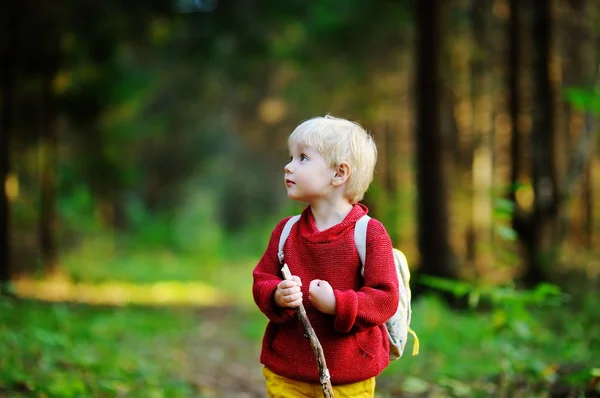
{"left": 288, "top": 115, "right": 377, "bottom": 203}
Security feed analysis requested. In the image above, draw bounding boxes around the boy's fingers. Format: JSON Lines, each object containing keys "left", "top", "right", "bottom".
{"left": 288, "top": 297, "right": 303, "bottom": 308}
{"left": 281, "top": 286, "right": 300, "bottom": 296}
{"left": 284, "top": 293, "right": 302, "bottom": 304}
{"left": 277, "top": 276, "right": 302, "bottom": 289}
{"left": 291, "top": 276, "right": 302, "bottom": 286}
{"left": 277, "top": 281, "right": 293, "bottom": 290}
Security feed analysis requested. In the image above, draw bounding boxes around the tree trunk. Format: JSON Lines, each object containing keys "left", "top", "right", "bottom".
{"left": 39, "top": 12, "right": 61, "bottom": 275}
{"left": 471, "top": 0, "right": 495, "bottom": 277}
{"left": 516, "top": 0, "right": 558, "bottom": 286}
{"left": 582, "top": 166, "right": 593, "bottom": 248}
{"left": 414, "top": 0, "right": 455, "bottom": 283}
{"left": 0, "top": 1, "right": 19, "bottom": 292}
{"left": 39, "top": 69, "right": 60, "bottom": 275}
{"left": 508, "top": 0, "right": 522, "bottom": 210}
{"left": 449, "top": 0, "right": 473, "bottom": 170}
{"left": 446, "top": 0, "right": 476, "bottom": 268}
{"left": 556, "top": 0, "right": 598, "bottom": 251}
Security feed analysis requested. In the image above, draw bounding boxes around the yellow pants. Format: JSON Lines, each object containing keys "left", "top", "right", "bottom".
{"left": 262, "top": 366, "right": 375, "bottom": 398}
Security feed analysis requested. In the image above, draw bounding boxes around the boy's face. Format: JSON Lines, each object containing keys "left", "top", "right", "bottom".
{"left": 284, "top": 140, "right": 336, "bottom": 203}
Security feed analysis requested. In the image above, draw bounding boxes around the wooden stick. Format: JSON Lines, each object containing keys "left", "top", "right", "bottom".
{"left": 281, "top": 263, "right": 334, "bottom": 398}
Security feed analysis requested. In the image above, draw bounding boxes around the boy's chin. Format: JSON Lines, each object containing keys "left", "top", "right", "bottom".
{"left": 286, "top": 192, "right": 305, "bottom": 202}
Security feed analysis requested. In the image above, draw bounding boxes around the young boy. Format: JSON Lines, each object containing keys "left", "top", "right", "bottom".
{"left": 252, "top": 115, "right": 399, "bottom": 397}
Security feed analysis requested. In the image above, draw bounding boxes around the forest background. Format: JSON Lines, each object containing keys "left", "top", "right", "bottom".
{"left": 1, "top": 0, "right": 600, "bottom": 397}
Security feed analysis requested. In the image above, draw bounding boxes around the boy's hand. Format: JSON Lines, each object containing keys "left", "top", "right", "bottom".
{"left": 274, "top": 276, "right": 303, "bottom": 308}
{"left": 309, "top": 279, "right": 336, "bottom": 315}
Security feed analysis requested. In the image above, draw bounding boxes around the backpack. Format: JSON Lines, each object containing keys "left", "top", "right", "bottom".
{"left": 277, "top": 214, "right": 420, "bottom": 360}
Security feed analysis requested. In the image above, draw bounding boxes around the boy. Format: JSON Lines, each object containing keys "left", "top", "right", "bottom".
{"left": 253, "top": 115, "right": 399, "bottom": 397}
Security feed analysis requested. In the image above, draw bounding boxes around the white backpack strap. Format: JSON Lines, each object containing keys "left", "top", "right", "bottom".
{"left": 354, "top": 215, "right": 371, "bottom": 276}
{"left": 278, "top": 215, "right": 301, "bottom": 264}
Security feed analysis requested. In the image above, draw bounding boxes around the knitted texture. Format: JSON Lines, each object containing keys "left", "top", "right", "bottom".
{"left": 253, "top": 204, "right": 399, "bottom": 385}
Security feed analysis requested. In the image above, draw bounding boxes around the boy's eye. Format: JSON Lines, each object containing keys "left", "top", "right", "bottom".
{"left": 300, "top": 154, "right": 308, "bottom": 161}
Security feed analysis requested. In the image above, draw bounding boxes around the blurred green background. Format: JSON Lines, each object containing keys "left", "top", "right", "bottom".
{"left": 1, "top": 0, "right": 600, "bottom": 397}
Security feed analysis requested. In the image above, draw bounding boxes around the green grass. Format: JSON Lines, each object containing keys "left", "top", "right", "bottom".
{"left": 7, "top": 236, "right": 600, "bottom": 397}
{"left": 2, "top": 289, "right": 599, "bottom": 397}
{"left": 61, "top": 236, "right": 206, "bottom": 283}
{"left": 379, "top": 293, "right": 600, "bottom": 396}
{"left": 60, "top": 236, "right": 259, "bottom": 309}
{"left": 0, "top": 300, "right": 198, "bottom": 398}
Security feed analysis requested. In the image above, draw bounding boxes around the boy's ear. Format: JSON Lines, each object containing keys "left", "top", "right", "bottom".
{"left": 332, "top": 162, "right": 351, "bottom": 186}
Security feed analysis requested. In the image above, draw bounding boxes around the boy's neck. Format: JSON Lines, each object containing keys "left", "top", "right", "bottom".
{"left": 309, "top": 200, "right": 354, "bottom": 231}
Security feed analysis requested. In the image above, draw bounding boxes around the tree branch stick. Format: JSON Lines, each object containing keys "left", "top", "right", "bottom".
{"left": 281, "top": 263, "right": 334, "bottom": 398}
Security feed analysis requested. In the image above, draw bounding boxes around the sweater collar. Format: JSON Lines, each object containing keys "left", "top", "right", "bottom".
{"left": 298, "top": 203, "right": 369, "bottom": 244}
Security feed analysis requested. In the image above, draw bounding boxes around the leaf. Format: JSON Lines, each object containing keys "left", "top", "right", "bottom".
{"left": 512, "top": 321, "right": 531, "bottom": 339}
{"left": 495, "top": 225, "right": 517, "bottom": 241}
{"left": 439, "top": 377, "right": 473, "bottom": 397}
{"left": 493, "top": 198, "right": 515, "bottom": 215}
{"left": 402, "top": 376, "right": 429, "bottom": 394}
{"left": 564, "top": 87, "right": 600, "bottom": 113}
{"left": 468, "top": 290, "right": 480, "bottom": 309}
{"left": 419, "top": 275, "right": 472, "bottom": 297}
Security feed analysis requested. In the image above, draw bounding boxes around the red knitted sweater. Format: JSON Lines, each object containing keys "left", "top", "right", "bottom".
{"left": 253, "top": 204, "right": 399, "bottom": 385}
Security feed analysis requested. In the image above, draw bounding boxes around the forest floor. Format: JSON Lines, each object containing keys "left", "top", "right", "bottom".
{"left": 2, "top": 261, "right": 599, "bottom": 397}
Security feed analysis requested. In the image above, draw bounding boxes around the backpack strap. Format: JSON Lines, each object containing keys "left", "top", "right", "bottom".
{"left": 278, "top": 215, "right": 301, "bottom": 264}
{"left": 354, "top": 215, "right": 371, "bottom": 276}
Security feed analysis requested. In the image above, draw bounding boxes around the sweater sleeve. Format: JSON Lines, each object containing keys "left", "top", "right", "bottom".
{"left": 333, "top": 219, "right": 399, "bottom": 333}
{"left": 252, "top": 217, "right": 297, "bottom": 324}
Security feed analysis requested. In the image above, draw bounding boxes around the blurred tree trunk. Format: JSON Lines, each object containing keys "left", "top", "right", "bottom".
{"left": 582, "top": 167, "right": 593, "bottom": 248}
{"left": 39, "top": 8, "right": 61, "bottom": 275}
{"left": 558, "top": 0, "right": 598, "bottom": 250}
{"left": 470, "top": 0, "right": 495, "bottom": 276}
{"left": 446, "top": 0, "right": 476, "bottom": 270}
{"left": 448, "top": 0, "right": 472, "bottom": 170}
{"left": 414, "top": 0, "right": 456, "bottom": 284}
{"left": 39, "top": 69, "right": 59, "bottom": 275}
{"left": 0, "top": 1, "right": 18, "bottom": 292}
{"left": 512, "top": 0, "right": 558, "bottom": 286}
{"left": 555, "top": 75, "right": 599, "bottom": 247}
{"left": 574, "top": 0, "right": 596, "bottom": 250}
{"left": 508, "top": 0, "right": 522, "bottom": 210}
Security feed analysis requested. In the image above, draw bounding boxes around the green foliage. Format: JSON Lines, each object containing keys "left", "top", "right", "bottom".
{"left": 3, "top": 259, "right": 599, "bottom": 397}
{"left": 58, "top": 183, "right": 98, "bottom": 234}
{"left": 493, "top": 198, "right": 515, "bottom": 223}
{"left": 383, "top": 290, "right": 600, "bottom": 396}
{"left": 0, "top": 300, "right": 196, "bottom": 397}
{"left": 415, "top": 276, "right": 600, "bottom": 394}
{"left": 564, "top": 87, "right": 600, "bottom": 113}
{"left": 491, "top": 195, "right": 521, "bottom": 269}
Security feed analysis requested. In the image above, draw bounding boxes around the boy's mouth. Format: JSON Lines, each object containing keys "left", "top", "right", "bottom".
{"left": 285, "top": 179, "right": 295, "bottom": 186}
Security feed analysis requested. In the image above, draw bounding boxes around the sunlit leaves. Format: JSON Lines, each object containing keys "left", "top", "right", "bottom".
{"left": 564, "top": 87, "right": 600, "bottom": 113}
{"left": 4, "top": 173, "right": 19, "bottom": 201}
{"left": 495, "top": 225, "right": 517, "bottom": 241}
{"left": 14, "top": 278, "right": 229, "bottom": 306}
{"left": 493, "top": 198, "right": 515, "bottom": 220}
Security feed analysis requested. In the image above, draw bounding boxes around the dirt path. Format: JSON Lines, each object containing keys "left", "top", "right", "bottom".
{"left": 184, "top": 307, "right": 411, "bottom": 398}
{"left": 185, "top": 307, "right": 267, "bottom": 398}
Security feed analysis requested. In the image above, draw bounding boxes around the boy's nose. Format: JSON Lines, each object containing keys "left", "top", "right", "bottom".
{"left": 284, "top": 162, "right": 293, "bottom": 173}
